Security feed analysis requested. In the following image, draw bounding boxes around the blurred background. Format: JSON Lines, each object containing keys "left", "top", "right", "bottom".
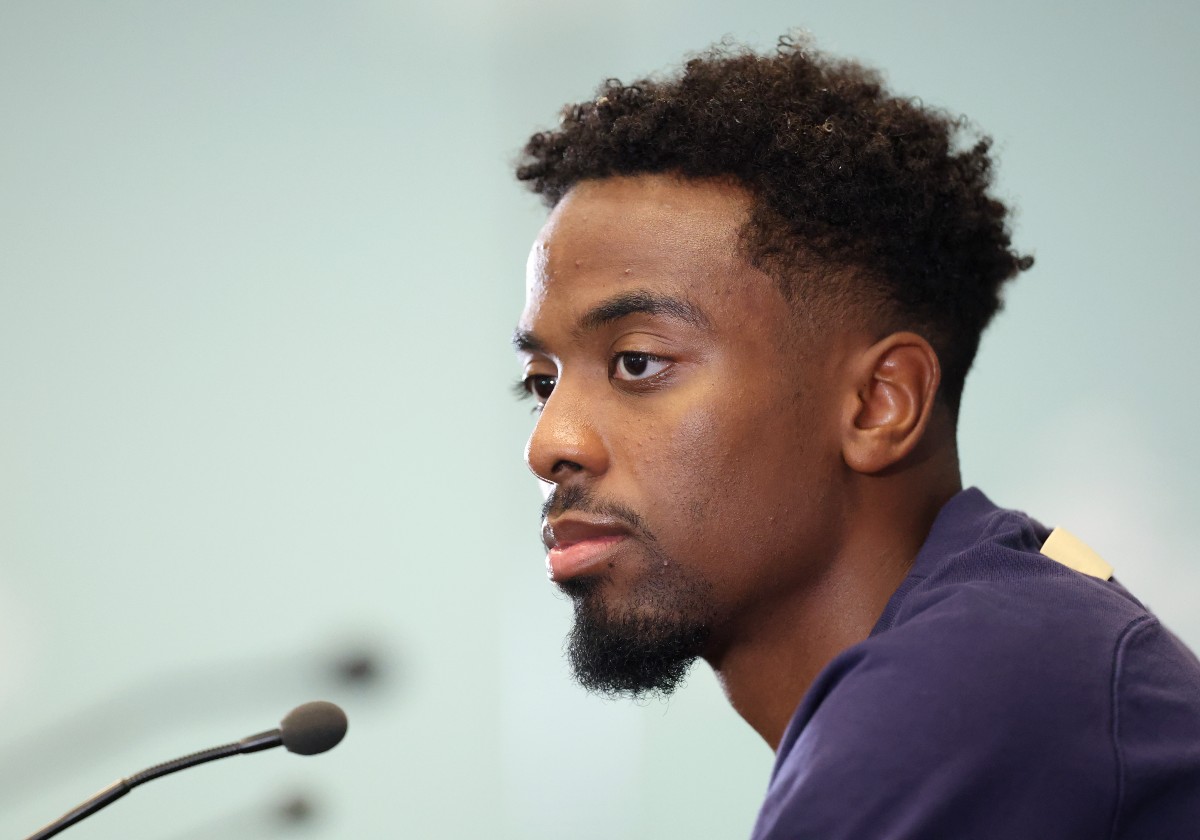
{"left": 1, "top": 1, "right": 1197, "bottom": 837}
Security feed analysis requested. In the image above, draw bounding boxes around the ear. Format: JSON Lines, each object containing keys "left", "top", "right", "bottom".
{"left": 841, "top": 332, "right": 941, "bottom": 475}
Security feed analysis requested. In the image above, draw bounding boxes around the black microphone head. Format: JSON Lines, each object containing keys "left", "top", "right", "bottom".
{"left": 279, "top": 701, "right": 348, "bottom": 756}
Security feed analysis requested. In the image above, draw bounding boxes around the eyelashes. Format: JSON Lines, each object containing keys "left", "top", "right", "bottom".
{"left": 513, "top": 374, "right": 555, "bottom": 413}
{"left": 511, "top": 378, "right": 533, "bottom": 400}
{"left": 512, "top": 378, "right": 539, "bottom": 415}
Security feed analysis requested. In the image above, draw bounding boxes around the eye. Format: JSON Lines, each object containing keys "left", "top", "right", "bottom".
{"left": 611, "top": 352, "right": 670, "bottom": 381}
{"left": 520, "top": 374, "right": 557, "bottom": 403}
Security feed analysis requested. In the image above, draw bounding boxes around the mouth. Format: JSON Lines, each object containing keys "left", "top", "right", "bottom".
{"left": 542, "top": 516, "right": 632, "bottom": 582}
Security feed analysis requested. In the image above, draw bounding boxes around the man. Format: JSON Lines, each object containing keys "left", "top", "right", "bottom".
{"left": 510, "top": 35, "right": 1200, "bottom": 838}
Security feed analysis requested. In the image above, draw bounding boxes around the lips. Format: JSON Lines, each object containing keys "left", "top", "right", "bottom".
{"left": 542, "top": 516, "right": 632, "bottom": 581}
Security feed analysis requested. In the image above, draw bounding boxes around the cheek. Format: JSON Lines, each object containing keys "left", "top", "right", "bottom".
{"left": 654, "top": 384, "right": 835, "bottom": 581}
{"left": 650, "top": 392, "right": 758, "bottom": 515}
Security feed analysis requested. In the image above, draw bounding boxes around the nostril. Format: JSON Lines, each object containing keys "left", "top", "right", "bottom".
{"left": 552, "top": 458, "right": 585, "bottom": 476}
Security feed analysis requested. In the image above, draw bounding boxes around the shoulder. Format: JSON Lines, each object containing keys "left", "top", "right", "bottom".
{"left": 756, "top": 581, "right": 1130, "bottom": 838}
{"left": 755, "top": 506, "right": 1200, "bottom": 839}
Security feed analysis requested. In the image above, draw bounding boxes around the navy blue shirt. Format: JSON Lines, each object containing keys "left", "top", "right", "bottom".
{"left": 750, "top": 488, "right": 1200, "bottom": 839}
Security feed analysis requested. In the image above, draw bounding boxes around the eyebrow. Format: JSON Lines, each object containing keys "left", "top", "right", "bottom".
{"left": 512, "top": 329, "right": 547, "bottom": 353}
{"left": 512, "top": 289, "right": 711, "bottom": 354}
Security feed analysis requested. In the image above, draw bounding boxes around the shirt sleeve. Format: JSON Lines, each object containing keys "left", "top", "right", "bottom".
{"left": 1109, "top": 617, "right": 1200, "bottom": 839}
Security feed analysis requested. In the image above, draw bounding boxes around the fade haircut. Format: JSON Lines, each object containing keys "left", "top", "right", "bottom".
{"left": 515, "top": 34, "right": 1033, "bottom": 412}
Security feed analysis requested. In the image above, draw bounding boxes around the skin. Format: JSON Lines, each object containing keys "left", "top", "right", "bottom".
{"left": 514, "top": 174, "right": 963, "bottom": 750}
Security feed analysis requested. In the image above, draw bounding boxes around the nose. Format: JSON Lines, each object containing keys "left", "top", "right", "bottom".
{"left": 524, "top": 380, "right": 609, "bottom": 484}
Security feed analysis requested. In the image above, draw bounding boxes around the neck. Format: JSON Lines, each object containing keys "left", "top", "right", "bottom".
{"left": 707, "top": 467, "right": 960, "bottom": 750}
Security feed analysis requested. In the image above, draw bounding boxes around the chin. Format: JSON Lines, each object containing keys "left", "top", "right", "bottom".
{"left": 560, "top": 564, "right": 717, "bottom": 698}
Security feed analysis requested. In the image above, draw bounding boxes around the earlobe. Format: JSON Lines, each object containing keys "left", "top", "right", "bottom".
{"left": 842, "top": 333, "right": 941, "bottom": 475}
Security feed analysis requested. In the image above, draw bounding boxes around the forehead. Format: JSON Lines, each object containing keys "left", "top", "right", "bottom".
{"left": 521, "top": 175, "right": 766, "bottom": 330}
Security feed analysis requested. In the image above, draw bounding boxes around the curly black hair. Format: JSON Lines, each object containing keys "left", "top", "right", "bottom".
{"left": 515, "top": 34, "right": 1033, "bottom": 412}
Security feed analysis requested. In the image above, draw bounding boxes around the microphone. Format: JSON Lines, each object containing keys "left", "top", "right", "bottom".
{"left": 0, "top": 643, "right": 384, "bottom": 804}
{"left": 22, "top": 701, "right": 348, "bottom": 840}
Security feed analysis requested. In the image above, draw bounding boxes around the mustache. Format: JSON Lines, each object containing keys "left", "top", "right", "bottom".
{"left": 541, "top": 485, "right": 656, "bottom": 542}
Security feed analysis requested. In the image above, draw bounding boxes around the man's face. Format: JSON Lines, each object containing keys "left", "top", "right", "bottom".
{"left": 514, "top": 175, "right": 849, "bottom": 697}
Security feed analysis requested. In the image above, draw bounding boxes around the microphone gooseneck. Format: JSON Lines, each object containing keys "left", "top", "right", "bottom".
{"left": 22, "top": 701, "right": 347, "bottom": 840}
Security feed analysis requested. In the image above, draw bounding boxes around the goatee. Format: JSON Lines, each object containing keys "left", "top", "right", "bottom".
{"left": 561, "top": 568, "right": 714, "bottom": 699}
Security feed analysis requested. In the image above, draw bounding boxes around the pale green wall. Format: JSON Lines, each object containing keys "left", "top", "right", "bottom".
{"left": 1, "top": 1, "right": 1197, "bottom": 837}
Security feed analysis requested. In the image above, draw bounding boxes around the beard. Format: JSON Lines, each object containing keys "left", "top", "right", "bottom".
{"left": 559, "top": 561, "right": 715, "bottom": 699}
